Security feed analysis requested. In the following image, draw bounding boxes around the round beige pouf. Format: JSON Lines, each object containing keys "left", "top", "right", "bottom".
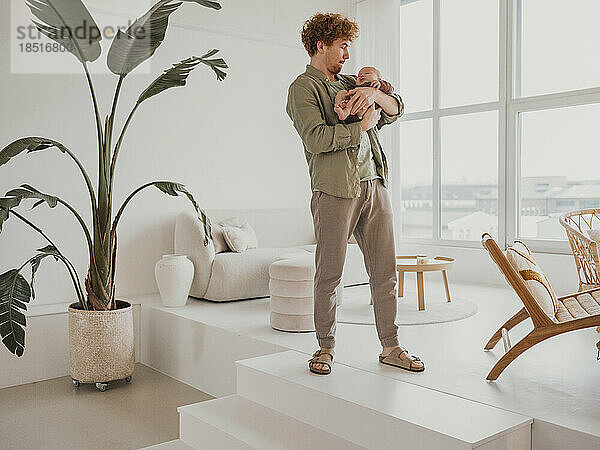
{"left": 269, "top": 256, "right": 343, "bottom": 332}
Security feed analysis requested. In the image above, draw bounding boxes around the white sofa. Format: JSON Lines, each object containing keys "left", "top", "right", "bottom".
{"left": 175, "top": 208, "right": 369, "bottom": 302}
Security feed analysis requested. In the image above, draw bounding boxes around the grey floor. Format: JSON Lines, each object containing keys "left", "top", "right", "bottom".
{"left": 0, "top": 363, "right": 213, "bottom": 450}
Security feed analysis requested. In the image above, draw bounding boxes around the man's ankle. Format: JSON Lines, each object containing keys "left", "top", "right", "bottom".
{"left": 381, "top": 345, "right": 399, "bottom": 356}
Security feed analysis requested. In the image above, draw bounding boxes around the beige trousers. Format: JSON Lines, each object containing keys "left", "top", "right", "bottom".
{"left": 310, "top": 179, "right": 399, "bottom": 349}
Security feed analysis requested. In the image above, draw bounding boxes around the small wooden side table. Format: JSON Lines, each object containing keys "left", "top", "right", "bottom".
{"left": 396, "top": 256, "right": 455, "bottom": 311}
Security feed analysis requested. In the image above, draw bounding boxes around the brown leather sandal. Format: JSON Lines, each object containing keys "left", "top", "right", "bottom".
{"left": 308, "top": 349, "right": 334, "bottom": 375}
{"left": 379, "top": 347, "right": 425, "bottom": 372}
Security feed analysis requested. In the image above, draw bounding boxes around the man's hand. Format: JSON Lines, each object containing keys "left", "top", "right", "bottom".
{"left": 360, "top": 104, "right": 381, "bottom": 132}
{"left": 347, "top": 86, "right": 379, "bottom": 116}
{"left": 334, "top": 103, "right": 351, "bottom": 121}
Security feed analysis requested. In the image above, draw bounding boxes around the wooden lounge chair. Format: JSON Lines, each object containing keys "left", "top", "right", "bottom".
{"left": 481, "top": 233, "right": 600, "bottom": 381}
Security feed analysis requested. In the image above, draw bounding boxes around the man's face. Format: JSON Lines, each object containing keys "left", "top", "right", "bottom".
{"left": 322, "top": 38, "right": 351, "bottom": 75}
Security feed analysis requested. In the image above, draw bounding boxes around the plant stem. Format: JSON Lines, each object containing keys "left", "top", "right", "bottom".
{"left": 9, "top": 210, "right": 86, "bottom": 309}
{"left": 109, "top": 77, "right": 124, "bottom": 139}
{"left": 110, "top": 103, "right": 140, "bottom": 184}
{"left": 106, "top": 76, "right": 125, "bottom": 232}
{"left": 104, "top": 104, "right": 142, "bottom": 295}
{"left": 82, "top": 62, "right": 104, "bottom": 156}
{"left": 79, "top": 62, "right": 106, "bottom": 301}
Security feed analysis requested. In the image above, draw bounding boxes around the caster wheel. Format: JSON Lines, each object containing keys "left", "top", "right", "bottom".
{"left": 72, "top": 379, "right": 81, "bottom": 387}
{"left": 95, "top": 382, "right": 108, "bottom": 392}
{"left": 125, "top": 376, "right": 132, "bottom": 383}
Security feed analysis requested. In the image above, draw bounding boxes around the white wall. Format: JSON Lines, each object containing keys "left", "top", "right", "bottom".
{"left": 0, "top": 0, "right": 355, "bottom": 305}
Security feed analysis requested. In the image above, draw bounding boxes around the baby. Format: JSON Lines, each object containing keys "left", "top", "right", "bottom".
{"left": 334, "top": 66, "right": 394, "bottom": 122}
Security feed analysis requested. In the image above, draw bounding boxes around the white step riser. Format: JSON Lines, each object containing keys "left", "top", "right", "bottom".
{"left": 236, "top": 351, "right": 532, "bottom": 450}
{"left": 237, "top": 364, "right": 475, "bottom": 450}
{"left": 179, "top": 410, "right": 253, "bottom": 450}
{"left": 178, "top": 395, "right": 364, "bottom": 450}
{"left": 480, "top": 427, "right": 531, "bottom": 450}
{"left": 139, "top": 439, "right": 194, "bottom": 449}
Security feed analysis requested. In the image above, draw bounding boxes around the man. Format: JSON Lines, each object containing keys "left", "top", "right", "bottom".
{"left": 286, "top": 13, "right": 425, "bottom": 375}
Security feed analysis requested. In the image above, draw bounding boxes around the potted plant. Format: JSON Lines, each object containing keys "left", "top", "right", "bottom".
{"left": 0, "top": 0, "right": 227, "bottom": 391}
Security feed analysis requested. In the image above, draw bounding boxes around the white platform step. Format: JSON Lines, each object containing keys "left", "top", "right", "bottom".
{"left": 178, "top": 395, "right": 362, "bottom": 449}
{"left": 236, "top": 350, "right": 533, "bottom": 450}
{"left": 140, "top": 439, "right": 194, "bottom": 449}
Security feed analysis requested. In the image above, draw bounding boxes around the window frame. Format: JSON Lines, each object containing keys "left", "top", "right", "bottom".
{"left": 397, "top": 0, "right": 600, "bottom": 254}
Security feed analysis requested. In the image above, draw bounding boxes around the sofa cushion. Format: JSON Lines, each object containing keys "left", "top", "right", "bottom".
{"left": 202, "top": 247, "right": 308, "bottom": 301}
{"left": 222, "top": 225, "right": 249, "bottom": 253}
{"left": 506, "top": 240, "right": 558, "bottom": 317}
{"left": 220, "top": 217, "right": 258, "bottom": 249}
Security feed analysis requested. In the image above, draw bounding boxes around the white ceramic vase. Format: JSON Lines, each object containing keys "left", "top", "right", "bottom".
{"left": 155, "top": 254, "right": 194, "bottom": 307}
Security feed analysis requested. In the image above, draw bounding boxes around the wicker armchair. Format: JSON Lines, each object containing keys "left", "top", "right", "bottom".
{"left": 559, "top": 209, "right": 600, "bottom": 291}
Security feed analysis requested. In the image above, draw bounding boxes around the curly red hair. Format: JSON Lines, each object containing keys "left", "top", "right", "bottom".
{"left": 301, "top": 13, "right": 359, "bottom": 57}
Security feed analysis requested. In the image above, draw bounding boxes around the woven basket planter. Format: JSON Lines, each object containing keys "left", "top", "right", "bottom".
{"left": 68, "top": 300, "right": 134, "bottom": 383}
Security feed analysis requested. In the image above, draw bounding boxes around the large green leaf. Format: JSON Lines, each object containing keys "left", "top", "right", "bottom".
{"left": 5, "top": 184, "right": 59, "bottom": 210}
{"left": 29, "top": 246, "right": 60, "bottom": 300}
{"left": 137, "top": 51, "right": 227, "bottom": 104}
{"left": 0, "top": 269, "right": 31, "bottom": 357}
{"left": 197, "top": 48, "right": 228, "bottom": 81}
{"left": 153, "top": 182, "right": 212, "bottom": 245}
{"left": 0, "top": 138, "right": 96, "bottom": 220}
{"left": 0, "top": 137, "right": 68, "bottom": 168}
{"left": 107, "top": 0, "right": 222, "bottom": 76}
{"left": 0, "top": 197, "right": 21, "bottom": 232}
{"left": 0, "top": 185, "right": 59, "bottom": 234}
{"left": 26, "top": 0, "right": 102, "bottom": 63}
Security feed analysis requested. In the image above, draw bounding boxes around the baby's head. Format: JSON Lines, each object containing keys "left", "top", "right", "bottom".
{"left": 357, "top": 66, "right": 381, "bottom": 85}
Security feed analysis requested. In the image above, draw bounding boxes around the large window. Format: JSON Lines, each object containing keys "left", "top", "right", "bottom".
{"left": 518, "top": 0, "right": 600, "bottom": 98}
{"left": 400, "top": 119, "right": 433, "bottom": 238}
{"left": 400, "top": 0, "right": 433, "bottom": 113}
{"left": 399, "top": 0, "right": 500, "bottom": 244}
{"left": 441, "top": 111, "right": 498, "bottom": 241}
{"left": 518, "top": 104, "right": 600, "bottom": 241}
{"left": 397, "top": 0, "right": 600, "bottom": 252}
{"left": 440, "top": 0, "right": 498, "bottom": 108}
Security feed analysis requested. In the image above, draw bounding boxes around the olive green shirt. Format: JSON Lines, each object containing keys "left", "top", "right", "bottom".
{"left": 358, "top": 130, "right": 379, "bottom": 182}
{"left": 286, "top": 64, "right": 404, "bottom": 198}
